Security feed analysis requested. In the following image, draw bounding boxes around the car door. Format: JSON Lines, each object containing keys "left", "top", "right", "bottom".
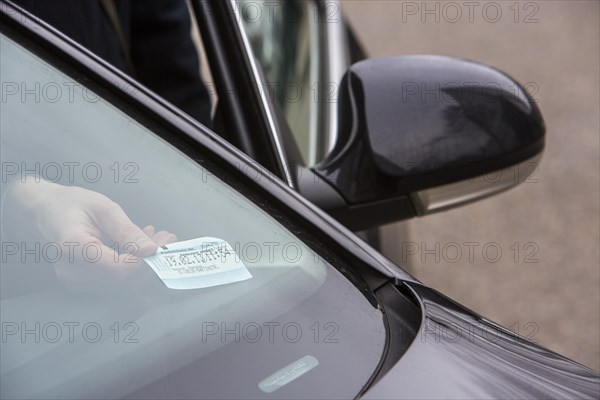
{"left": 233, "top": 0, "right": 353, "bottom": 167}
{"left": 0, "top": 3, "right": 422, "bottom": 398}
{"left": 189, "top": 0, "right": 358, "bottom": 180}
{"left": 191, "top": 0, "right": 403, "bottom": 247}
{"left": 189, "top": 0, "right": 296, "bottom": 188}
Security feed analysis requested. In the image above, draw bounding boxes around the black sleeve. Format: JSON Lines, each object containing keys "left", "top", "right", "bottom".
{"left": 10, "top": 0, "right": 127, "bottom": 71}
{"left": 129, "top": 0, "right": 212, "bottom": 128}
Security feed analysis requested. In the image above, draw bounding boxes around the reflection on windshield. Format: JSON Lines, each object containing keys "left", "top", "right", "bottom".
{"left": 0, "top": 33, "right": 384, "bottom": 399}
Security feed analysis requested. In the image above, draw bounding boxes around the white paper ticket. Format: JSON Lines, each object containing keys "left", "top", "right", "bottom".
{"left": 143, "top": 237, "right": 252, "bottom": 290}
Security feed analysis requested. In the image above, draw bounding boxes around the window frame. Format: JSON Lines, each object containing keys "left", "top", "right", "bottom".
{"left": 190, "top": 0, "right": 354, "bottom": 173}
{"left": 190, "top": 0, "right": 296, "bottom": 187}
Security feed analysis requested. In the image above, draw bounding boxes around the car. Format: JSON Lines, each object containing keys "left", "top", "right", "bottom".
{"left": 1, "top": 1, "right": 599, "bottom": 399}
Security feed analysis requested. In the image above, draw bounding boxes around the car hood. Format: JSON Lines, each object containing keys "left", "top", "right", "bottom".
{"left": 363, "top": 282, "right": 600, "bottom": 399}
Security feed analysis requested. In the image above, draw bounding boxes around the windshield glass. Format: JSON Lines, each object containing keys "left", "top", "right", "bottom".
{"left": 0, "top": 29, "right": 385, "bottom": 399}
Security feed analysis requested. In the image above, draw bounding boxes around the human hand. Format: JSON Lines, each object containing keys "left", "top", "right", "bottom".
{"left": 4, "top": 177, "right": 176, "bottom": 290}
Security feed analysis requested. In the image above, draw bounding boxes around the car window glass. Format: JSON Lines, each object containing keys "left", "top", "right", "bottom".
{"left": 0, "top": 32, "right": 384, "bottom": 399}
{"left": 239, "top": 0, "right": 320, "bottom": 164}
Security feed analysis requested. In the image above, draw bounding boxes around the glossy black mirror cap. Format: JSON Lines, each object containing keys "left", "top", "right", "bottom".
{"left": 315, "top": 55, "right": 545, "bottom": 205}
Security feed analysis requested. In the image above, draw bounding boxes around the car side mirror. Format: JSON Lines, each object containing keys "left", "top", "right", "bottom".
{"left": 298, "top": 56, "right": 545, "bottom": 230}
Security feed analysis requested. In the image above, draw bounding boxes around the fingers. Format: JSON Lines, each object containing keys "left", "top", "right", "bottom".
{"left": 123, "top": 225, "right": 177, "bottom": 251}
{"left": 91, "top": 198, "right": 158, "bottom": 257}
{"left": 143, "top": 225, "right": 156, "bottom": 237}
{"left": 152, "top": 230, "right": 178, "bottom": 247}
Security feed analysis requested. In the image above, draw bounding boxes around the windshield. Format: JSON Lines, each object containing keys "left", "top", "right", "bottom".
{"left": 0, "top": 27, "right": 385, "bottom": 399}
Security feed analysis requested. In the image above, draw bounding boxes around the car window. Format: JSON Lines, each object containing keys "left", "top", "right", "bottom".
{"left": 0, "top": 31, "right": 385, "bottom": 399}
{"left": 239, "top": 0, "right": 320, "bottom": 165}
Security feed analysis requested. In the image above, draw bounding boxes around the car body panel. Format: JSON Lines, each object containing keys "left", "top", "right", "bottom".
{"left": 366, "top": 282, "right": 600, "bottom": 399}
{"left": 1, "top": 2, "right": 598, "bottom": 399}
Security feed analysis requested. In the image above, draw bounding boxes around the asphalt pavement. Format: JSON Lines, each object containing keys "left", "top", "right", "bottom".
{"left": 342, "top": 0, "right": 600, "bottom": 370}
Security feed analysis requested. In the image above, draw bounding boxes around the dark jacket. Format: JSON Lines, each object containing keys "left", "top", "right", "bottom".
{"left": 12, "top": 0, "right": 212, "bottom": 127}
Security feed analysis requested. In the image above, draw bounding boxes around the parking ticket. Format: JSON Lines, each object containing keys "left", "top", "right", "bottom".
{"left": 143, "top": 237, "right": 252, "bottom": 290}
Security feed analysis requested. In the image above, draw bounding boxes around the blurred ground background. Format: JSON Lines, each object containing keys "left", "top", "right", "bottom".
{"left": 342, "top": 0, "right": 599, "bottom": 370}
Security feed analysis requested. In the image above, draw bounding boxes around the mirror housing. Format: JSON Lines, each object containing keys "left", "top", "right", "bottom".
{"left": 299, "top": 56, "right": 545, "bottom": 230}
